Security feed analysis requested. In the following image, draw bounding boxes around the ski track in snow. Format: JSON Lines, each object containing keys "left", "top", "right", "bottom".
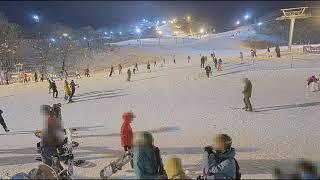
{"left": 1, "top": 26, "right": 320, "bottom": 179}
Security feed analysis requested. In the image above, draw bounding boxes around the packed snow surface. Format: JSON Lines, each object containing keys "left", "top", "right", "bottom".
{"left": 1, "top": 26, "right": 320, "bottom": 179}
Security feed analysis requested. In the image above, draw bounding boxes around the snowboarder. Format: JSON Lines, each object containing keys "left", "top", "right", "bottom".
{"left": 214, "top": 57, "right": 218, "bottom": 69}
{"left": 217, "top": 58, "right": 223, "bottom": 71}
{"left": 240, "top": 52, "right": 244, "bottom": 64}
{"left": 69, "top": 80, "right": 78, "bottom": 103}
{"left": 64, "top": 80, "right": 71, "bottom": 101}
{"left": 202, "top": 134, "right": 238, "bottom": 179}
{"left": 109, "top": 66, "right": 114, "bottom": 77}
{"left": 187, "top": 56, "right": 191, "bottom": 63}
{"left": 34, "top": 72, "right": 38, "bottom": 82}
{"left": 205, "top": 64, "right": 212, "bottom": 78}
{"left": 118, "top": 64, "right": 122, "bottom": 75}
{"left": 120, "top": 111, "right": 135, "bottom": 168}
{"left": 147, "top": 62, "right": 151, "bottom": 73}
{"left": 51, "top": 81, "right": 58, "bottom": 98}
{"left": 0, "top": 110, "right": 9, "bottom": 132}
{"left": 127, "top": 69, "right": 132, "bottom": 82}
{"left": 275, "top": 45, "right": 281, "bottom": 58}
{"left": 164, "top": 156, "right": 191, "bottom": 179}
{"left": 135, "top": 62, "right": 139, "bottom": 71}
{"left": 133, "top": 131, "right": 167, "bottom": 179}
{"left": 242, "top": 78, "right": 252, "bottom": 112}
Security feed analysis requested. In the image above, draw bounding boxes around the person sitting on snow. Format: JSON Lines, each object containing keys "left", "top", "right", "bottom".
{"left": 201, "top": 134, "right": 239, "bottom": 179}
{"left": 164, "top": 155, "right": 191, "bottom": 179}
{"left": 133, "top": 131, "right": 167, "bottom": 179}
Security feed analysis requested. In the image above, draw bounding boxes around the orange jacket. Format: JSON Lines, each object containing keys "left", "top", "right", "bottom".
{"left": 120, "top": 113, "right": 133, "bottom": 147}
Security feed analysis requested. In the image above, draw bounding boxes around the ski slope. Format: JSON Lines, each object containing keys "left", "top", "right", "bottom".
{"left": 1, "top": 27, "right": 320, "bottom": 179}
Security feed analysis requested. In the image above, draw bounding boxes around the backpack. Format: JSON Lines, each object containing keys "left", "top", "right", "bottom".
{"left": 234, "top": 158, "right": 241, "bottom": 180}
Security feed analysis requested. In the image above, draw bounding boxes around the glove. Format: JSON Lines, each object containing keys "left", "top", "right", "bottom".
{"left": 204, "top": 146, "right": 214, "bottom": 154}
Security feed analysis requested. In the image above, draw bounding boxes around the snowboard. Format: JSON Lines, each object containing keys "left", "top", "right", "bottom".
{"left": 100, "top": 151, "right": 134, "bottom": 179}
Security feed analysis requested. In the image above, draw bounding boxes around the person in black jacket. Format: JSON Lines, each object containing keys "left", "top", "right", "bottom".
{"left": 51, "top": 81, "right": 58, "bottom": 98}
{"left": 205, "top": 64, "right": 212, "bottom": 78}
{"left": 0, "top": 110, "right": 9, "bottom": 132}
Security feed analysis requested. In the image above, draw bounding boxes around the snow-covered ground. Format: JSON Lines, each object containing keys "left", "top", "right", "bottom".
{"left": 1, "top": 26, "right": 320, "bottom": 179}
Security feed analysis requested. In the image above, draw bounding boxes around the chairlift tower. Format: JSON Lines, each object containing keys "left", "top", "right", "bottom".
{"left": 276, "top": 7, "right": 311, "bottom": 51}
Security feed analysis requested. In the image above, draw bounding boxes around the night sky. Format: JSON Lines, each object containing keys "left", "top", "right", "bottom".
{"left": 0, "top": 1, "right": 319, "bottom": 31}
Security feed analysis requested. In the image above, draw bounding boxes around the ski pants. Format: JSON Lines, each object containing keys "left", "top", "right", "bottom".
{"left": 41, "top": 146, "right": 57, "bottom": 166}
{"left": 0, "top": 117, "right": 8, "bottom": 131}
{"left": 206, "top": 72, "right": 210, "bottom": 78}
{"left": 53, "top": 90, "right": 58, "bottom": 98}
{"left": 243, "top": 97, "right": 252, "bottom": 111}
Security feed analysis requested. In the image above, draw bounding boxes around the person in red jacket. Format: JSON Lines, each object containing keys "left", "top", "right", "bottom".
{"left": 120, "top": 111, "right": 135, "bottom": 151}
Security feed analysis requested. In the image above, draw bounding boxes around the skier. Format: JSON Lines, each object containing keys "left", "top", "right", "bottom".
{"left": 127, "top": 68, "right": 132, "bottom": 82}
{"left": 48, "top": 78, "right": 53, "bottom": 93}
{"left": 205, "top": 64, "right": 212, "bottom": 78}
{"left": 250, "top": 49, "right": 254, "bottom": 59}
{"left": 0, "top": 110, "right": 9, "bottom": 132}
{"left": 200, "top": 56, "right": 205, "bottom": 68}
{"left": 204, "top": 56, "right": 208, "bottom": 63}
{"left": 133, "top": 131, "right": 167, "bottom": 179}
{"left": 64, "top": 80, "right": 71, "bottom": 101}
{"left": 267, "top": 47, "right": 272, "bottom": 58}
{"left": 118, "top": 64, "right": 122, "bottom": 75}
{"left": 242, "top": 78, "right": 253, "bottom": 112}
{"left": 275, "top": 45, "right": 281, "bottom": 58}
{"left": 154, "top": 61, "right": 157, "bottom": 67}
{"left": 23, "top": 73, "right": 28, "bottom": 83}
{"left": 51, "top": 81, "right": 58, "bottom": 98}
{"left": 135, "top": 62, "right": 139, "bottom": 71}
{"left": 109, "top": 66, "right": 114, "bottom": 77}
{"left": 253, "top": 48, "right": 257, "bottom": 57}
{"left": 69, "top": 80, "right": 78, "bottom": 103}
{"left": 34, "top": 72, "right": 38, "bottom": 82}
{"left": 85, "top": 68, "right": 90, "bottom": 77}
{"left": 133, "top": 68, "right": 136, "bottom": 75}
{"left": 40, "top": 73, "right": 44, "bottom": 82}
{"left": 240, "top": 52, "right": 244, "bottom": 64}
{"left": 164, "top": 156, "right": 191, "bottom": 179}
{"left": 147, "top": 62, "right": 151, "bottom": 73}
{"left": 217, "top": 58, "right": 223, "bottom": 71}
{"left": 214, "top": 57, "right": 218, "bottom": 69}
{"left": 307, "top": 75, "right": 319, "bottom": 92}
{"left": 173, "top": 58, "right": 176, "bottom": 64}
{"left": 201, "top": 134, "right": 238, "bottom": 179}
{"left": 75, "top": 70, "right": 81, "bottom": 79}
{"left": 187, "top": 56, "right": 191, "bottom": 63}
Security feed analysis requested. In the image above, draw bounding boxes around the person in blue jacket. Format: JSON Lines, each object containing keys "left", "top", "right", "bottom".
{"left": 133, "top": 131, "right": 167, "bottom": 179}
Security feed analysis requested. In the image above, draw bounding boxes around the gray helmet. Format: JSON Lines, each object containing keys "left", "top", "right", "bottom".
{"left": 134, "top": 131, "right": 154, "bottom": 148}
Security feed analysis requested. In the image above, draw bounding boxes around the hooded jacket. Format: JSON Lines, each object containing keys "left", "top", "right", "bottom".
{"left": 120, "top": 113, "right": 133, "bottom": 147}
{"left": 133, "top": 147, "right": 160, "bottom": 179}
{"left": 164, "top": 156, "right": 191, "bottom": 180}
{"left": 202, "top": 148, "right": 236, "bottom": 179}
{"left": 64, "top": 81, "right": 71, "bottom": 96}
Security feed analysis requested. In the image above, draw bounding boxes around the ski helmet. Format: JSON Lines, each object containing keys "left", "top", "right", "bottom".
{"left": 213, "top": 134, "right": 232, "bottom": 151}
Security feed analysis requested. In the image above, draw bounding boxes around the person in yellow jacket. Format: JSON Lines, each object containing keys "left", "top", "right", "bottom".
{"left": 64, "top": 80, "right": 71, "bottom": 101}
{"left": 164, "top": 155, "right": 191, "bottom": 179}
